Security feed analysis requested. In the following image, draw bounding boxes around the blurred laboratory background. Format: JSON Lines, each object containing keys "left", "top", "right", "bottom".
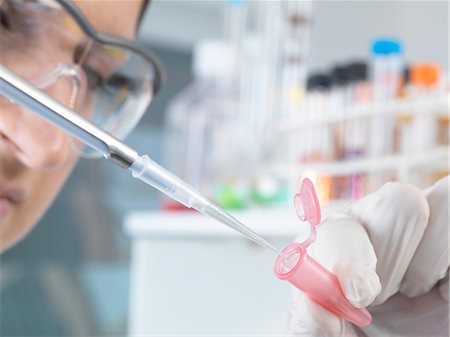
{"left": 1, "top": 1, "right": 448, "bottom": 336}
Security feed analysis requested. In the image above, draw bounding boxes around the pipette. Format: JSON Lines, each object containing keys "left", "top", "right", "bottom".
{"left": 0, "top": 65, "right": 280, "bottom": 254}
{"left": 130, "top": 154, "right": 280, "bottom": 254}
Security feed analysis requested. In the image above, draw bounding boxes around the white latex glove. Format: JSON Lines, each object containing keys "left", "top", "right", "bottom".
{"left": 288, "top": 176, "right": 449, "bottom": 337}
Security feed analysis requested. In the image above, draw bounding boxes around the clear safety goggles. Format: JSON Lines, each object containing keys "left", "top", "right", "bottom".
{"left": 0, "top": 0, "right": 164, "bottom": 157}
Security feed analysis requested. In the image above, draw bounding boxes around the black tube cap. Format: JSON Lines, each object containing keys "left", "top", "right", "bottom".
{"left": 348, "top": 61, "right": 368, "bottom": 82}
{"left": 307, "top": 73, "right": 331, "bottom": 91}
{"left": 331, "top": 65, "right": 350, "bottom": 86}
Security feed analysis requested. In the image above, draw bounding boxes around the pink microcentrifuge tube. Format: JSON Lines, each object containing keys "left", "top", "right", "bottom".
{"left": 274, "top": 178, "right": 372, "bottom": 327}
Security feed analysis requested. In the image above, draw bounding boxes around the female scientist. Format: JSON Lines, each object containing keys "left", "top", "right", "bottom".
{"left": 0, "top": 1, "right": 448, "bottom": 336}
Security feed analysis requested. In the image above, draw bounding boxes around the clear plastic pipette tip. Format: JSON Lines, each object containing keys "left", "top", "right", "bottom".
{"left": 129, "top": 154, "right": 282, "bottom": 255}
{"left": 198, "top": 200, "right": 282, "bottom": 255}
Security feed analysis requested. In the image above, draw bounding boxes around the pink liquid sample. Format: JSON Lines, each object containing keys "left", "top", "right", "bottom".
{"left": 274, "top": 243, "right": 372, "bottom": 327}
{"left": 274, "top": 178, "right": 372, "bottom": 327}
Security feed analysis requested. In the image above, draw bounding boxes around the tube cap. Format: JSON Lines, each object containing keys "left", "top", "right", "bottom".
{"left": 348, "top": 61, "right": 368, "bottom": 82}
{"left": 294, "top": 178, "right": 321, "bottom": 227}
{"left": 294, "top": 178, "right": 321, "bottom": 248}
{"left": 371, "top": 38, "right": 402, "bottom": 55}
{"left": 331, "top": 65, "right": 350, "bottom": 87}
{"left": 410, "top": 63, "right": 440, "bottom": 87}
{"left": 306, "top": 73, "right": 331, "bottom": 91}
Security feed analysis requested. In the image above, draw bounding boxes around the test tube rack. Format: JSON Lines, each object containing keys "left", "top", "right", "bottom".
{"left": 270, "top": 93, "right": 449, "bottom": 198}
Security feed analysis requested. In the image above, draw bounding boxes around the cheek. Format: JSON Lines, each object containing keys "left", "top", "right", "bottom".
{"left": 29, "top": 159, "right": 78, "bottom": 217}
{"left": 1, "top": 101, "right": 77, "bottom": 169}
{"left": 15, "top": 117, "right": 74, "bottom": 169}
{"left": 0, "top": 155, "right": 78, "bottom": 252}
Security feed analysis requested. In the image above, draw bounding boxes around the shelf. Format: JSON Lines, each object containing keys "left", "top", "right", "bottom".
{"left": 270, "top": 146, "right": 449, "bottom": 176}
{"left": 277, "top": 94, "right": 449, "bottom": 132}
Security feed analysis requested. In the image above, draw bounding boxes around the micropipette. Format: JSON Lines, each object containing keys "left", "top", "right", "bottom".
{"left": 0, "top": 65, "right": 280, "bottom": 254}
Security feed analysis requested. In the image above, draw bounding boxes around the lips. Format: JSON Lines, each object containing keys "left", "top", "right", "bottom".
{"left": 0, "top": 185, "right": 25, "bottom": 218}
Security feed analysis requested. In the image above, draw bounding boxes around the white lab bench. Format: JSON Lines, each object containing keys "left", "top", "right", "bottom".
{"left": 124, "top": 207, "right": 311, "bottom": 336}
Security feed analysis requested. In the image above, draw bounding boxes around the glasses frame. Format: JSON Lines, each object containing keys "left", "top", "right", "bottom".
{"left": 56, "top": 0, "right": 165, "bottom": 95}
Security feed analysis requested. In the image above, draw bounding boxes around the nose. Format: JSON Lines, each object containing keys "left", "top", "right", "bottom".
{"left": 0, "top": 99, "right": 72, "bottom": 169}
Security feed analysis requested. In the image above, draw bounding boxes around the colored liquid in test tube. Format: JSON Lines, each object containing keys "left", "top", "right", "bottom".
{"left": 302, "top": 73, "right": 333, "bottom": 202}
{"left": 273, "top": 178, "right": 372, "bottom": 327}
{"left": 346, "top": 61, "right": 372, "bottom": 199}
{"left": 329, "top": 65, "right": 351, "bottom": 199}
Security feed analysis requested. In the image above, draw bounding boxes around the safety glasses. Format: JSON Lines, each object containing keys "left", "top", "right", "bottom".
{"left": 0, "top": 0, "right": 165, "bottom": 157}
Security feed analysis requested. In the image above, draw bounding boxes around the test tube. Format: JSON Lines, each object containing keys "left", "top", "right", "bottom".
{"left": 409, "top": 63, "right": 440, "bottom": 151}
{"left": 274, "top": 178, "right": 372, "bottom": 327}
{"left": 302, "top": 73, "right": 333, "bottom": 202}
{"left": 274, "top": 243, "right": 372, "bottom": 327}
{"left": 369, "top": 38, "right": 403, "bottom": 192}
{"left": 393, "top": 66, "right": 413, "bottom": 155}
{"left": 329, "top": 65, "right": 351, "bottom": 199}
{"left": 408, "top": 63, "right": 442, "bottom": 186}
{"left": 345, "top": 61, "right": 372, "bottom": 199}
{"left": 371, "top": 39, "right": 403, "bottom": 102}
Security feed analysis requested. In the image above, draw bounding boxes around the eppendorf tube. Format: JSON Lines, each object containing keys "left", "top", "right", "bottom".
{"left": 274, "top": 178, "right": 372, "bottom": 328}
{"left": 274, "top": 243, "right": 372, "bottom": 327}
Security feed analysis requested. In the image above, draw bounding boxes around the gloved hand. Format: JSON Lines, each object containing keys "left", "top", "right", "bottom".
{"left": 288, "top": 176, "right": 449, "bottom": 337}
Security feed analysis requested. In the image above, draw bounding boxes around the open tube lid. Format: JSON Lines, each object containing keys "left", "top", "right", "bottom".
{"left": 294, "top": 178, "right": 321, "bottom": 247}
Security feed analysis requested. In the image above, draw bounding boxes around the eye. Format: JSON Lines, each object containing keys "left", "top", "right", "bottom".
{"left": 106, "top": 74, "right": 139, "bottom": 92}
{"left": 0, "top": 0, "right": 16, "bottom": 31}
{"left": 81, "top": 64, "right": 104, "bottom": 90}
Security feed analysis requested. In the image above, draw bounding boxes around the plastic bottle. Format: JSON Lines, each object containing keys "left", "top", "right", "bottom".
{"left": 164, "top": 40, "right": 238, "bottom": 209}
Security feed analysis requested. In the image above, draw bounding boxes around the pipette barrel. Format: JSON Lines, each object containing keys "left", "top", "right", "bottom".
{"left": 274, "top": 243, "right": 372, "bottom": 327}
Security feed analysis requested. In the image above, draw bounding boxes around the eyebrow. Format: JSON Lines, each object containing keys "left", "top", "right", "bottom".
{"left": 58, "top": 0, "right": 163, "bottom": 93}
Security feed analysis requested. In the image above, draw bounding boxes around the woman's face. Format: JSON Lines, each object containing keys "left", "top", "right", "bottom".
{"left": 0, "top": 0, "right": 144, "bottom": 252}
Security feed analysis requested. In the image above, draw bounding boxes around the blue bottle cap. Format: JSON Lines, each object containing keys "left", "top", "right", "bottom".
{"left": 229, "top": 0, "right": 245, "bottom": 5}
{"left": 371, "top": 38, "right": 403, "bottom": 55}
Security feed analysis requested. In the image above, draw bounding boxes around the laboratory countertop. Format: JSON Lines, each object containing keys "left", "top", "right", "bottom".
{"left": 124, "top": 202, "right": 350, "bottom": 239}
